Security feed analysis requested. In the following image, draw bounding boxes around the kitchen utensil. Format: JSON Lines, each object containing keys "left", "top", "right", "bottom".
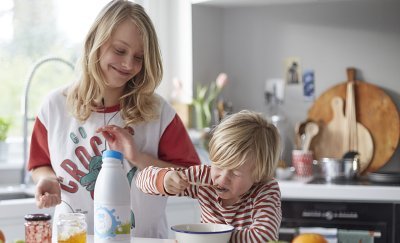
{"left": 314, "top": 157, "right": 360, "bottom": 181}
{"left": 302, "top": 122, "right": 319, "bottom": 152}
{"left": 311, "top": 69, "right": 373, "bottom": 172}
{"left": 275, "top": 167, "right": 295, "bottom": 180}
{"left": 311, "top": 96, "right": 346, "bottom": 159}
{"left": 295, "top": 122, "right": 301, "bottom": 150}
{"left": 308, "top": 68, "right": 399, "bottom": 173}
{"left": 295, "top": 120, "right": 309, "bottom": 149}
{"left": 188, "top": 181, "right": 216, "bottom": 188}
{"left": 171, "top": 223, "right": 234, "bottom": 243}
{"left": 342, "top": 69, "right": 374, "bottom": 172}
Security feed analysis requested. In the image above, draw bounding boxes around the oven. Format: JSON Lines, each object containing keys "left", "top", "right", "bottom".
{"left": 279, "top": 199, "right": 396, "bottom": 242}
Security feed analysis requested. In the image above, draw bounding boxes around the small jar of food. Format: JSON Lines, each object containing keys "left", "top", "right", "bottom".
{"left": 57, "top": 212, "right": 87, "bottom": 243}
{"left": 24, "top": 213, "right": 52, "bottom": 243}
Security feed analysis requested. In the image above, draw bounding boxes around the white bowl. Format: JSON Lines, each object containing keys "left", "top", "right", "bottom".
{"left": 171, "top": 223, "right": 234, "bottom": 243}
{"left": 275, "top": 167, "right": 295, "bottom": 180}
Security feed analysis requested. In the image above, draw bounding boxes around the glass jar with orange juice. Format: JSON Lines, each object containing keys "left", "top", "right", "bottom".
{"left": 57, "top": 213, "right": 87, "bottom": 243}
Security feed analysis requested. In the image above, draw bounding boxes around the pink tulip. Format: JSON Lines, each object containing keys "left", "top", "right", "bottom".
{"left": 216, "top": 73, "right": 228, "bottom": 90}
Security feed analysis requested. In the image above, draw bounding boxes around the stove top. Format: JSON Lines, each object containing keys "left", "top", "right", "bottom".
{"left": 307, "top": 177, "right": 400, "bottom": 187}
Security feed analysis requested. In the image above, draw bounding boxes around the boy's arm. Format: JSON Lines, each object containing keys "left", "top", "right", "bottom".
{"left": 231, "top": 181, "right": 282, "bottom": 242}
{"left": 136, "top": 166, "right": 171, "bottom": 195}
{"left": 136, "top": 165, "right": 211, "bottom": 198}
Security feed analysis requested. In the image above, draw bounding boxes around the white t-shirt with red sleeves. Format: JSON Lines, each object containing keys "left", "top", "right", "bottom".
{"left": 28, "top": 86, "right": 200, "bottom": 239}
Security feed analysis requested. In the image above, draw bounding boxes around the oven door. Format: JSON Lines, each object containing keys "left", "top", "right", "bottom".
{"left": 280, "top": 200, "right": 394, "bottom": 243}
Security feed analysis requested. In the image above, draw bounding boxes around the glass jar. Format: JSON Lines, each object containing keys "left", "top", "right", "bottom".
{"left": 24, "top": 213, "right": 52, "bottom": 243}
{"left": 57, "top": 213, "right": 87, "bottom": 243}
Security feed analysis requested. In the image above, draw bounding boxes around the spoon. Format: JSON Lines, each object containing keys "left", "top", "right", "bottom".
{"left": 295, "top": 120, "right": 310, "bottom": 150}
{"left": 302, "top": 122, "right": 319, "bottom": 151}
{"left": 188, "top": 181, "right": 216, "bottom": 188}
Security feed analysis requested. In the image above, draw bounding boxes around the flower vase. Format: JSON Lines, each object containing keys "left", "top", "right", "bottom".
{"left": 193, "top": 102, "right": 209, "bottom": 130}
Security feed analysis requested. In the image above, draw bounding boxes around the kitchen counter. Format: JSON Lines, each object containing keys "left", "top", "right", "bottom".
{"left": 0, "top": 185, "right": 198, "bottom": 242}
{"left": 279, "top": 177, "right": 400, "bottom": 203}
{"left": 84, "top": 236, "right": 174, "bottom": 243}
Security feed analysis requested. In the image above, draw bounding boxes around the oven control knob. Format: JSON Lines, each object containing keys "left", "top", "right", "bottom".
{"left": 325, "top": 211, "right": 334, "bottom": 220}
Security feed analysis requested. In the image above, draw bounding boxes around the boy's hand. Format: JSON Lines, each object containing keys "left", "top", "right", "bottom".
{"left": 164, "top": 171, "right": 189, "bottom": 195}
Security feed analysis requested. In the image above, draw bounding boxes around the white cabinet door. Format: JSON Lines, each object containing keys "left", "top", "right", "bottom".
{"left": 165, "top": 197, "right": 201, "bottom": 239}
{"left": 0, "top": 199, "right": 54, "bottom": 242}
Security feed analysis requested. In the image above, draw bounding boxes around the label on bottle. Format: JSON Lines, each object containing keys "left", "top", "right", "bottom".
{"left": 94, "top": 202, "right": 131, "bottom": 241}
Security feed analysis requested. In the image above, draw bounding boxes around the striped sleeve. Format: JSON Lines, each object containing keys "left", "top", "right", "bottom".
{"left": 181, "top": 165, "right": 212, "bottom": 199}
{"left": 136, "top": 165, "right": 212, "bottom": 199}
{"left": 136, "top": 166, "right": 170, "bottom": 195}
{"left": 231, "top": 180, "right": 282, "bottom": 242}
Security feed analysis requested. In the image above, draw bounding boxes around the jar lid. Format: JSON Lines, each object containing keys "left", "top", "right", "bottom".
{"left": 24, "top": 213, "right": 51, "bottom": 221}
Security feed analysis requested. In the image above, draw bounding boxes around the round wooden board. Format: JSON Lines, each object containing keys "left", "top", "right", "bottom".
{"left": 308, "top": 80, "right": 399, "bottom": 173}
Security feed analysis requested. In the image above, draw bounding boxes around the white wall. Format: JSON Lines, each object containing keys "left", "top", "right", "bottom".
{"left": 192, "top": 0, "right": 400, "bottom": 170}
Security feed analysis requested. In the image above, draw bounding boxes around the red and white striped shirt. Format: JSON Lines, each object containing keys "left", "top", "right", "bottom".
{"left": 136, "top": 165, "right": 282, "bottom": 242}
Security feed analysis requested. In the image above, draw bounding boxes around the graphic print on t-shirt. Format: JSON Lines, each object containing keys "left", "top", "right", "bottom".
{"left": 58, "top": 125, "right": 137, "bottom": 228}
{"left": 80, "top": 155, "right": 103, "bottom": 196}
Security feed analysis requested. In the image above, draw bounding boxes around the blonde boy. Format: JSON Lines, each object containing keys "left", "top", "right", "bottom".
{"left": 136, "top": 110, "right": 282, "bottom": 242}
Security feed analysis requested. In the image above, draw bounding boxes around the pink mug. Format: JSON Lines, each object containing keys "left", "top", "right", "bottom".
{"left": 292, "top": 150, "right": 314, "bottom": 177}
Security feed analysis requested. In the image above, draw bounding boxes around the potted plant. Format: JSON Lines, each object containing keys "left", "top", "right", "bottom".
{"left": 0, "top": 117, "right": 11, "bottom": 162}
{"left": 192, "top": 73, "right": 228, "bottom": 129}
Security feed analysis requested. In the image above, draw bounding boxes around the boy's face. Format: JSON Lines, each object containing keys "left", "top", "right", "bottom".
{"left": 99, "top": 19, "right": 144, "bottom": 91}
{"left": 210, "top": 159, "right": 256, "bottom": 206}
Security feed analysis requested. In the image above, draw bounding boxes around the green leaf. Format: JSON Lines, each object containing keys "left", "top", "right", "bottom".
{"left": 0, "top": 117, "right": 11, "bottom": 141}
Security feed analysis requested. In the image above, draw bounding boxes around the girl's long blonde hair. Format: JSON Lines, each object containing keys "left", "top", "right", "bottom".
{"left": 66, "top": 0, "right": 163, "bottom": 125}
{"left": 209, "top": 110, "right": 281, "bottom": 183}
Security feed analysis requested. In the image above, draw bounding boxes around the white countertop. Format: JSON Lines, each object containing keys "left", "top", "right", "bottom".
{"left": 279, "top": 177, "right": 400, "bottom": 203}
{"left": 84, "top": 236, "right": 175, "bottom": 243}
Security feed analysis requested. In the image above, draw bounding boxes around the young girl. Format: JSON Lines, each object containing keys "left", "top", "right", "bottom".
{"left": 28, "top": 0, "right": 200, "bottom": 238}
{"left": 136, "top": 110, "right": 282, "bottom": 242}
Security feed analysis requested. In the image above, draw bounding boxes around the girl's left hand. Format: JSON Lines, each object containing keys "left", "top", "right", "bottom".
{"left": 96, "top": 125, "right": 141, "bottom": 166}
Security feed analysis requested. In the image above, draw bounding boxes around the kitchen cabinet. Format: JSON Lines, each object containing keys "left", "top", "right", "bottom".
{"left": 165, "top": 197, "right": 201, "bottom": 239}
{"left": 279, "top": 179, "right": 400, "bottom": 242}
{"left": 281, "top": 200, "right": 396, "bottom": 242}
{"left": 0, "top": 198, "right": 53, "bottom": 242}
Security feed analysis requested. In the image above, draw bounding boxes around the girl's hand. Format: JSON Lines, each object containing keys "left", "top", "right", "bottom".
{"left": 35, "top": 177, "right": 61, "bottom": 209}
{"left": 164, "top": 171, "right": 189, "bottom": 195}
{"left": 96, "top": 125, "right": 142, "bottom": 167}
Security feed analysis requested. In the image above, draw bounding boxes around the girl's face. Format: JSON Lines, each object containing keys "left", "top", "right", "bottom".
{"left": 99, "top": 19, "right": 144, "bottom": 91}
{"left": 210, "top": 159, "right": 256, "bottom": 206}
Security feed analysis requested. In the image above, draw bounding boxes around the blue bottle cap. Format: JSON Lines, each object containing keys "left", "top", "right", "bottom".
{"left": 102, "top": 150, "right": 123, "bottom": 161}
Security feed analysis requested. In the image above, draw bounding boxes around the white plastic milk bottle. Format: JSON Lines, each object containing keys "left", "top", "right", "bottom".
{"left": 94, "top": 150, "right": 131, "bottom": 242}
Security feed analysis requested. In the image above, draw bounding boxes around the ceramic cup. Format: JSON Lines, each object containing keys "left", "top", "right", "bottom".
{"left": 292, "top": 150, "right": 314, "bottom": 177}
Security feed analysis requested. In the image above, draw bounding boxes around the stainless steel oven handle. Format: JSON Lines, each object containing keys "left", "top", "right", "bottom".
{"left": 279, "top": 228, "right": 381, "bottom": 238}
{"left": 279, "top": 227, "right": 297, "bottom": 234}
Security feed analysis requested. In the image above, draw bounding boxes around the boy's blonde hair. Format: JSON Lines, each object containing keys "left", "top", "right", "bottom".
{"left": 208, "top": 110, "right": 281, "bottom": 183}
{"left": 66, "top": 0, "right": 162, "bottom": 125}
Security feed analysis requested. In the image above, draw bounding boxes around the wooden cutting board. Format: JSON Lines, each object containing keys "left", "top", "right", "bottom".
{"left": 313, "top": 96, "right": 347, "bottom": 159}
{"left": 308, "top": 68, "right": 400, "bottom": 173}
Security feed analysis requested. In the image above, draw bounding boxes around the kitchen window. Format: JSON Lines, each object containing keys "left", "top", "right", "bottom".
{"left": 0, "top": 0, "right": 193, "bottom": 171}
{"left": 0, "top": 0, "right": 110, "bottom": 168}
